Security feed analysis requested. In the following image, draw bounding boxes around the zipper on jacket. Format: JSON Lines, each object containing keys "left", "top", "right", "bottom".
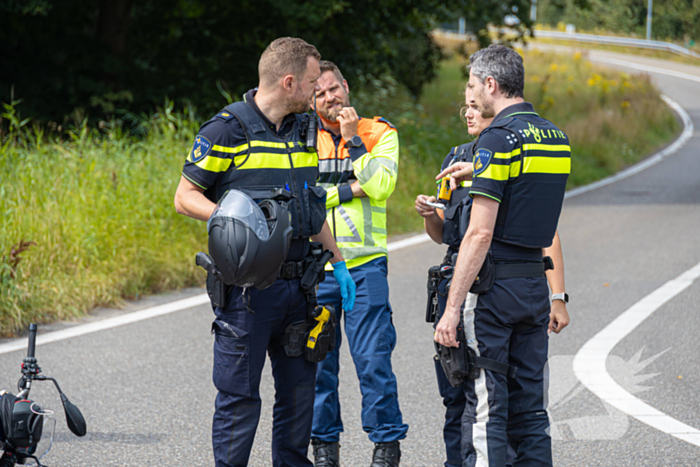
{"left": 284, "top": 137, "right": 304, "bottom": 232}
{"left": 332, "top": 138, "right": 341, "bottom": 240}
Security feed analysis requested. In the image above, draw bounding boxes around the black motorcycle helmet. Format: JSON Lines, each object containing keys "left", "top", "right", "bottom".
{"left": 207, "top": 190, "right": 293, "bottom": 290}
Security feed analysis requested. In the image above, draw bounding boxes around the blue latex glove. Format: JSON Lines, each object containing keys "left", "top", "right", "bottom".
{"left": 332, "top": 261, "right": 356, "bottom": 311}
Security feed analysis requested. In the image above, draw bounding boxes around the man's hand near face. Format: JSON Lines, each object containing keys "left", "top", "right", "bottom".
{"left": 337, "top": 107, "right": 359, "bottom": 140}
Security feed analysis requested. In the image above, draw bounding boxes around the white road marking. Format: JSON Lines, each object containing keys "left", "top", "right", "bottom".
{"left": 387, "top": 233, "right": 431, "bottom": 252}
{"left": 0, "top": 294, "right": 210, "bottom": 355}
{"left": 573, "top": 261, "right": 700, "bottom": 447}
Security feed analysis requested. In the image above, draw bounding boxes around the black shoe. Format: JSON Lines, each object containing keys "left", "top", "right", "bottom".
{"left": 312, "top": 439, "right": 340, "bottom": 467}
{"left": 370, "top": 441, "right": 401, "bottom": 467}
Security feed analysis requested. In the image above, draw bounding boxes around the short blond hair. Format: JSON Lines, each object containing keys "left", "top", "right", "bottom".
{"left": 319, "top": 60, "right": 345, "bottom": 84}
{"left": 259, "top": 37, "right": 321, "bottom": 86}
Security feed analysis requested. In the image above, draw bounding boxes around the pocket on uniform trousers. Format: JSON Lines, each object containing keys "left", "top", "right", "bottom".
{"left": 212, "top": 320, "right": 251, "bottom": 397}
{"left": 375, "top": 303, "right": 397, "bottom": 353}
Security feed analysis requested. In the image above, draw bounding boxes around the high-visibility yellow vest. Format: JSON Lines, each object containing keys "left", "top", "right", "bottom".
{"left": 317, "top": 117, "right": 399, "bottom": 270}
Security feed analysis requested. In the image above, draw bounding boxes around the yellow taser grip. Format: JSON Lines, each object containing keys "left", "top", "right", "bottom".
{"left": 307, "top": 306, "right": 330, "bottom": 349}
{"left": 438, "top": 175, "right": 452, "bottom": 201}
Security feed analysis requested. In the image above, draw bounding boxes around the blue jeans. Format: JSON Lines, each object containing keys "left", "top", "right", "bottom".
{"left": 312, "top": 257, "right": 408, "bottom": 443}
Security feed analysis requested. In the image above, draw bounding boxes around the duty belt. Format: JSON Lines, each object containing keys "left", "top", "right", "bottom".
{"left": 450, "top": 254, "right": 553, "bottom": 279}
{"left": 494, "top": 257, "right": 554, "bottom": 279}
{"left": 279, "top": 260, "right": 307, "bottom": 279}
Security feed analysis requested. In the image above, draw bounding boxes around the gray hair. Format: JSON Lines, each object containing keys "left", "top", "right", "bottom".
{"left": 468, "top": 45, "right": 524, "bottom": 98}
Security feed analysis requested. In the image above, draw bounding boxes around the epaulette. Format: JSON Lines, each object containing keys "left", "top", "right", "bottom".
{"left": 489, "top": 117, "right": 516, "bottom": 129}
{"left": 373, "top": 116, "right": 396, "bottom": 129}
{"left": 215, "top": 110, "right": 236, "bottom": 122}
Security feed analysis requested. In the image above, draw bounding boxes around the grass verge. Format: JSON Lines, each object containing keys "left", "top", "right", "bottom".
{"left": 0, "top": 49, "right": 680, "bottom": 335}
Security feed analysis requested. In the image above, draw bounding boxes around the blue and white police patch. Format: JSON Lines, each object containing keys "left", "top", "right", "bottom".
{"left": 190, "top": 135, "right": 212, "bottom": 163}
{"left": 473, "top": 148, "right": 492, "bottom": 176}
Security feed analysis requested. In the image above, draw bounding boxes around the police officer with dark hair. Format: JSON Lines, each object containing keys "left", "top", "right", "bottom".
{"left": 434, "top": 44, "right": 571, "bottom": 467}
{"left": 174, "top": 37, "right": 356, "bottom": 467}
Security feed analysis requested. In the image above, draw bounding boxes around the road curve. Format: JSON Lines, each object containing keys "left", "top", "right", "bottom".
{"left": 1, "top": 48, "right": 699, "bottom": 466}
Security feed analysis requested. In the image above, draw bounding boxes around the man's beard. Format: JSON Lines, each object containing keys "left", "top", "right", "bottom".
{"left": 318, "top": 95, "right": 350, "bottom": 123}
{"left": 288, "top": 94, "right": 312, "bottom": 114}
{"left": 476, "top": 88, "right": 496, "bottom": 119}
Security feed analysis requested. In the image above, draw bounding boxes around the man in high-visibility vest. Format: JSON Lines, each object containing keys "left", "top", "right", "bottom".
{"left": 310, "top": 60, "right": 406, "bottom": 467}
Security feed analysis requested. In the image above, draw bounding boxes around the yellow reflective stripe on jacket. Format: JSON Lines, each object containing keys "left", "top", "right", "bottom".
{"left": 195, "top": 151, "right": 317, "bottom": 172}
{"left": 195, "top": 155, "right": 233, "bottom": 172}
{"left": 523, "top": 143, "right": 571, "bottom": 152}
{"left": 235, "top": 151, "right": 318, "bottom": 170}
{"left": 480, "top": 162, "right": 511, "bottom": 181}
{"left": 522, "top": 156, "right": 571, "bottom": 174}
{"left": 212, "top": 143, "right": 248, "bottom": 154}
{"left": 492, "top": 144, "right": 570, "bottom": 159}
{"left": 481, "top": 142, "right": 570, "bottom": 179}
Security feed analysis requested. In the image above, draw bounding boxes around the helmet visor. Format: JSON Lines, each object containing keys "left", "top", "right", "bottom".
{"left": 208, "top": 190, "right": 270, "bottom": 240}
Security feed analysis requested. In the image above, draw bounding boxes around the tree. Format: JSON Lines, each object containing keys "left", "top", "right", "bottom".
{"left": 0, "top": 0, "right": 533, "bottom": 123}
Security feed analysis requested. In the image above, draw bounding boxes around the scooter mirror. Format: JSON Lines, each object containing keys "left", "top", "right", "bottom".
{"left": 61, "top": 395, "right": 87, "bottom": 437}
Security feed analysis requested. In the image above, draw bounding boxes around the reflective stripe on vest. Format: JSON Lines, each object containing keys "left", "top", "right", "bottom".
{"left": 318, "top": 118, "right": 396, "bottom": 269}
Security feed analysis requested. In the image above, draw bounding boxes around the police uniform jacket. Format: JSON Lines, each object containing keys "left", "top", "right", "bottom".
{"left": 181, "top": 89, "right": 326, "bottom": 261}
{"left": 469, "top": 102, "right": 570, "bottom": 259}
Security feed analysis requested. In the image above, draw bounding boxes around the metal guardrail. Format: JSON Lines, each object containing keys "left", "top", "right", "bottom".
{"left": 532, "top": 30, "right": 700, "bottom": 60}
{"left": 435, "top": 28, "right": 700, "bottom": 61}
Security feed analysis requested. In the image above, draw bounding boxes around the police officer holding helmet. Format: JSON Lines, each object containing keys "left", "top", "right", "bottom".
{"left": 174, "top": 37, "right": 356, "bottom": 467}
{"left": 434, "top": 45, "right": 571, "bottom": 466}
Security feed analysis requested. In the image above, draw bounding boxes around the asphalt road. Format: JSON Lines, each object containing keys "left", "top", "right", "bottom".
{"left": 1, "top": 48, "right": 699, "bottom": 466}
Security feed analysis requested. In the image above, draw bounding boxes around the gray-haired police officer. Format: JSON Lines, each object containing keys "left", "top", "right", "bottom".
{"left": 174, "top": 37, "right": 356, "bottom": 467}
{"left": 434, "top": 45, "right": 571, "bottom": 467}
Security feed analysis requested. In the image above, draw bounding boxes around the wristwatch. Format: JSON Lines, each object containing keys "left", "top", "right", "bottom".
{"left": 551, "top": 293, "right": 569, "bottom": 303}
{"left": 345, "top": 135, "right": 363, "bottom": 148}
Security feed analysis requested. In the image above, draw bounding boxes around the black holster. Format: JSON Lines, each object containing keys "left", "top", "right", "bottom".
{"left": 273, "top": 243, "right": 337, "bottom": 362}
{"left": 275, "top": 304, "right": 337, "bottom": 362}
{"left": 468, "top": 252, "right": 495, "bottom": 294}
{"left": 426, "top": 262, "right": 454, "bottom": 323}
{"left": 436, "top": 319, "right": 517, "bottom": 388}
{"left": 196, "top": 252, "right": 231, "bottom": 309}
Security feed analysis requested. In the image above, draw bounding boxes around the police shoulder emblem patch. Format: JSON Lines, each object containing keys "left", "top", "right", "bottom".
{"left": 473, "top": 148, "right": 492, "bottom": 176}
{"left": 190, "top": 135, "right": 212, "bottom": 163}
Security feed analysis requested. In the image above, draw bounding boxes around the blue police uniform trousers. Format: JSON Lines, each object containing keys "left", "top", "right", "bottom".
{"left": 212, "top": 278, "right": 316, "bottom": 467}
{"left": 433, "top": 278, "right": 516, "bottom": 467}
{"left": 460, "top": 275, "right": 552, "bottom": 467}
{"left": 312, "top": 257, "right": 408, "bottom": 443}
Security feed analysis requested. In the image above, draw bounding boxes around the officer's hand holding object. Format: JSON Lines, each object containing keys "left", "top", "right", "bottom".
{"left": 435, "top": 306, "right": 461, "bottom": 348}
{"left": 337, "top": 106, "right": 359, "bottom": 140}
{"left": 436, "top": 162, "right": 474, "bottom": 191}
{"left": 415, "top": 194, "right": 438, "bottom": 217}
{"left": 332, "top": 261, "right": 356, "bottom": 311}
